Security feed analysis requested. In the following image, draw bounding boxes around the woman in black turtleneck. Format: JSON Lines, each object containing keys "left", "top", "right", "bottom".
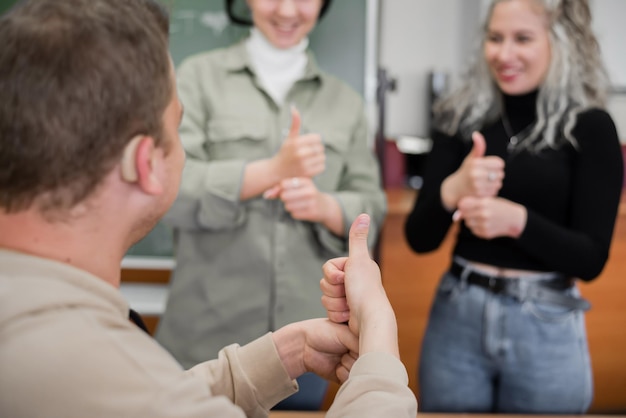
{"left": 405, "top": 0, "right": 623, "bottom": 413}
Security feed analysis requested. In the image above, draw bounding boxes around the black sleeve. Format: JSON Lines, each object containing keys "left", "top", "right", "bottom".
{"left": 404, "top": 130, "right": 467, "bottom": 253}
{"left": 516, "top": 109, "right": 624, "bottom": 280}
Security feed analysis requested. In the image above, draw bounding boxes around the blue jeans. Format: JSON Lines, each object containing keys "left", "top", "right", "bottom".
{"left": 272, "top": 372, "right": 328, "bottom": 411}
{"left": 418, "top": 270, "right": 593, "bottom": 413}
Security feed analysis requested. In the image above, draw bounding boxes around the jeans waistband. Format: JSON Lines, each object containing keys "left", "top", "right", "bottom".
{"left": 449, "top": 258, "right": 590, "bottom": 311}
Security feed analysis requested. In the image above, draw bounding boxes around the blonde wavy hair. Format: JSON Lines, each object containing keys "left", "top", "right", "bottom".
{"left": 433, "top": 0, "right": 609, "bottom": 151}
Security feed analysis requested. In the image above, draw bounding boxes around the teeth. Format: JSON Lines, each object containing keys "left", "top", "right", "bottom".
{"left": 276, "top": 23, "right": 296, "bottom": 31}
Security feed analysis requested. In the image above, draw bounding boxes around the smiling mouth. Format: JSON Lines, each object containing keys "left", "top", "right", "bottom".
{"left": 497, "top": 69, "right": 520, "bottom": 81}
{"left": 273, "top": 22, "right": 298, "bottom": 33}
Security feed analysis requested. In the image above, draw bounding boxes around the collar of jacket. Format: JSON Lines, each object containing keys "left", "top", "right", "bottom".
{"left": 224, "top": 37, "right": 324, "bottom": 84}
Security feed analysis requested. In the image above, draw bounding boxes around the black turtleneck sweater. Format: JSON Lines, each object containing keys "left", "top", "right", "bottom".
{"left": 405, "top": 91, "right": 624, "bottom": 280}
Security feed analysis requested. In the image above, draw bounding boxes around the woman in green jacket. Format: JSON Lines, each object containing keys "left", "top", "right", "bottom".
{"left": 156, "top": 0, "right": 386, "bottom": 409}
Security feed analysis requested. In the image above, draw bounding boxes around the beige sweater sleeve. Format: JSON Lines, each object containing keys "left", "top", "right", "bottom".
{"left": 186, "top": 333, "right": 298, "bottom": 418}
{"left": 326, "top": 352, "right": 418, "bottom": 418}
{"left": 187, "top": 336, "right": 417, "bottom": 418}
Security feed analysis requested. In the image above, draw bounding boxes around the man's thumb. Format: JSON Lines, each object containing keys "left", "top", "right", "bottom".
{"left": 348, "top": 214, "right": 371, "bottom": 259}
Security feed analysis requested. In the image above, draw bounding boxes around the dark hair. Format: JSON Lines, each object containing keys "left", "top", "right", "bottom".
{"left": 0, "top": 0, "right": 172, "bottom": 214}
{"left": 225, "top": 0, "right": 332, "bottom": 26}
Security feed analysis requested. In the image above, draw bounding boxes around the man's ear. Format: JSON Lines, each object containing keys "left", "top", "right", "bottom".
{"left": 119, "top": 135, "right": 163, "bottom": 195}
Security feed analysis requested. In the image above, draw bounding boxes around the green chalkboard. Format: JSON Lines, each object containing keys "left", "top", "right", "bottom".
{"left": 0, "top": 0, "right": 15, "bottom": 14}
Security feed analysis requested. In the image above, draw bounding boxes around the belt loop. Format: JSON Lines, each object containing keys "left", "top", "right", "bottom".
{"left": 459, "top": 264, "right": 470, "bottom": 291}
{"left": 515, "top": 278, "right": 529, "bottom": 302}
{"left": 452, "top": 256, "right": 470, "bottom": 291}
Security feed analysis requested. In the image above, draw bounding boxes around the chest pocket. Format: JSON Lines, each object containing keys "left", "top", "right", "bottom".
{"left": 323, "top": 131, "right": 351, "bottom": 154}
{"left": 205, "top": 118, "right": 269, "bottom": 160}
{"left": 317, "top": 130, "right": 352, "bottom": 190}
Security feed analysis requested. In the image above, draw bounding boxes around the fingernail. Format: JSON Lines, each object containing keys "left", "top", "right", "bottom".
{"left": 452, "top": 210, "right": 460, "bottom": 222}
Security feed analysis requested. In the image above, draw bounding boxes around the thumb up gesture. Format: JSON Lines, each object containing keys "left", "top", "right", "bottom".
{"left": 441, "top": 131, "right": 505, "bottom": 211}
{"left": 272, "top": 106, "right": 326, "bottom": 179}
{"left": 320, "top": 214, "right": 399, "bottom": 357}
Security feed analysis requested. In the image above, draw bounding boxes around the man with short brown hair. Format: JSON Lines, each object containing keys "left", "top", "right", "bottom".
{"left": 0, "top": 0, "right": 417, "bottom": 416}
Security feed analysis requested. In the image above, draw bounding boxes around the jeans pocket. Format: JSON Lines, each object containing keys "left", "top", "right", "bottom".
{"left": 523, "top": 299, "right": 576, "bottom": 322}
{"left": 436, "top": 272, "right": 460, "bottom": 301}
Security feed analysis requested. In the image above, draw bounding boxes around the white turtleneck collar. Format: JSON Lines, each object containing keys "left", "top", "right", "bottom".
{"left": 246, "top": 27, "right": 309, "bottom": 105}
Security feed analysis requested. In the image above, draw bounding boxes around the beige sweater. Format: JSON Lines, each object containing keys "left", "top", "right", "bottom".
{"left": 0, "top": 249, "right": 417, "bottom": 417}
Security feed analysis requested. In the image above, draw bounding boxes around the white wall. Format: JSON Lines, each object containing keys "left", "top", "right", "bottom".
{"left": 379, "top": 0, "right": 626, "bottom": 143}
{"left": 591, "top": 0, "right": 626, "bottom": 142}
{"left": 379, "top": 0, "right": 481, "bottom": 139}
{"left": 592, "top": 0, "right": 626, "bottom": 88}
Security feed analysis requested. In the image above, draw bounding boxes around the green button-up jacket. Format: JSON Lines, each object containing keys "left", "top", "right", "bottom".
{"left": 157, "top": 39, "right": 386, "bottom": 367}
